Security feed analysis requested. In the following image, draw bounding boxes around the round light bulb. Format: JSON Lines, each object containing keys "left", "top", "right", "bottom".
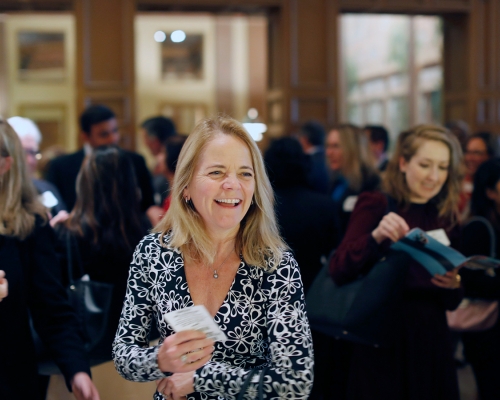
{"left": 247, "top": 108, "right": 259, "bottom": 120}
{"left": 171, "top": 30, "right": 186, "bottom": 43}
{"left": 154, "top": 31, "right": 166, "bottom": 43}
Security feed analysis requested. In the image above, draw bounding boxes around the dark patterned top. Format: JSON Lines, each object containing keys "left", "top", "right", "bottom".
{"left": 112, "top": 233, "right": 314, "bottom": 400}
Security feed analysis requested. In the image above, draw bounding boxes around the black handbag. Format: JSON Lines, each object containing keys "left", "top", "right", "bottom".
{"left": 305, "top": 194, "right": 410, "bottom": 347}
{"left": 306, "top": 250, "right": 410, "bottom": 347}
{"left": 34, "top": 233, "right": 114, "bottom": 375}
{"left": 64, "top": 233, "right": 114, "bottom": 352}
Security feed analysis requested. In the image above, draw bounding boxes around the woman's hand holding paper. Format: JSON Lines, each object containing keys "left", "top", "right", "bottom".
{"left": 157, "top": 330, "right": 214, "bottom": 374}
{"left": 372, "top": 212, "right": 410, "bottom": 244}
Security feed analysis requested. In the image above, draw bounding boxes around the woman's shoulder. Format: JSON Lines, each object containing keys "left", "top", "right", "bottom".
{"left": 134, "top": 230, "right": 179, "bottom": 254}
{"left": 355, "top": 190, "right": 388, "bottom": 211}
{"left": 261, "top": 251, "right": 300, "bottom": 275}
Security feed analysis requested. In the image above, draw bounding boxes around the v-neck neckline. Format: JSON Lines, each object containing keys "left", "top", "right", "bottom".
{"left": 179, "top": 252, "right": 245, "bottom": 319}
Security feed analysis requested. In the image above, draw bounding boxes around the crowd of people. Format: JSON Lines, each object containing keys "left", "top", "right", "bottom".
{"left": 1, "top": 102, "right": 499, "bottom": 400}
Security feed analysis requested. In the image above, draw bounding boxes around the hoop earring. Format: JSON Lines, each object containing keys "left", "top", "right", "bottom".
{"left": 185, "top": 197, "right": 195, "bottom": 210}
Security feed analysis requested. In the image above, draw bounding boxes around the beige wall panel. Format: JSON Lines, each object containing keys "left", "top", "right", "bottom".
{"left": 292, "top": 0, "right": 327, "bottom": 86}
{"left": 85, "top": 0, "right": 126, "bottom": 84}
{"left": 215, "top": 16, "right": 233, "bottom": 116}
{"left": 135, "top": 14, "right": 216, "bottom": 158}
{"left": 292, "top": 97, "right": 331, "bottom": 125}
{"left": 248, "top": 16, "right": 268, "bottom": 122}
{"left": 5, "top": 13, "right": 77, "bottom": 150}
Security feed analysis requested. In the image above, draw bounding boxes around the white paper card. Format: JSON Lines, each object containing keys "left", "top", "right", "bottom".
{"left": 426, "top": 228, "right": 451, "bottom": 247}
{"left": 342, "top": 195, "right": 358, "bottom": 212}
{"left": 164, "top": 305, "right": 227, "bottom": 342}
{"left": 39, "top": 191, "right": 58, "bottom": 208}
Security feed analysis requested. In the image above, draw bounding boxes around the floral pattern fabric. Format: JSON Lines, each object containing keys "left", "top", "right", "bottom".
{"left": 113, "top": 233, "right": 314, "bottom": 399}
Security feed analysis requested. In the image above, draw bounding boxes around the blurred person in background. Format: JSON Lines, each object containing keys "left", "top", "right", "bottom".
{"left": 458, "top": 132, "right": 495, "bottom": 217}
{"left": 0, "top": 270, "right": 7, "bottom": 301}
{"left": 8, "top": 116, "right": 67, "bottom": 222}
{"left": 325, "top": 123, "right": 380, "bottom": 244}
{"left": 0, "top": 118, "right": 99, "bottom": 400}
{"left": 460, "top": 158, "right": 500, "bottom": 400}
{"left": 365, "top": 125, "right": 390, "bottom": 171}
{"left": 445, "top": 120, "right": 470, "bottom": 152}
{"left": 298, "top": 120, "right": 330, "bottom": 194}
{"left": 160, "top": 134, "right": 187, "bottom": 215}
{"left": 264, "top": 136, "right": 336, "bottom": 293}
{"left": 141, "top": 116, "right": 177, "bottom": 205}
{"left": 46, "top": 105, "right": 155, "bottom": 216}
{"left": 53, "top": 146, "right": 150, "bottom": 365}
{"left": 38, "top": 144, "right": 67, "bottom": 179}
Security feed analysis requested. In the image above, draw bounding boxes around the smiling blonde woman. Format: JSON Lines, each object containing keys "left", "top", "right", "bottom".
{"left": 113, "top": 115, "right": 314, "bottom": 400}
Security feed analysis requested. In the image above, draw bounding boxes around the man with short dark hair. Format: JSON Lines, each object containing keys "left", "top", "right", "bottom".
{"left": 141, "top": 116, "right": 176, "bottom": 156}
{"left": 140, "top": 116, "right": 177, "bottom": 206}
{"left": 365, "top": 125, "right": 390, "bottom": 171}
{"left": 298, "top": 120, "right": 330, "bottom": 194}
{"left": 47, "top": 105, "right": 154, "bottom": 212}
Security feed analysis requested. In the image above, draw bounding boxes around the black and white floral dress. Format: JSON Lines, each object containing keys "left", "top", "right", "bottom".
{"left": 113, "top": 233, "right": 314, "bottom": 399}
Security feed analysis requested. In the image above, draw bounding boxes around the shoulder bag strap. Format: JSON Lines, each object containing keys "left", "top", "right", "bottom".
{"left": 65, "top": 231, "right": 85, "bottom": 286}
{"left": 464, "top": 216, "right": 496, "bottom": 258}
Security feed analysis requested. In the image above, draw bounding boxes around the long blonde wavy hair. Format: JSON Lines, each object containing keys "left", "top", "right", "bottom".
{"left": 154, "top": 116, "right": 287, "bottom": 269}
{"left": 383, "top": 124, "right": 464, "bottom": 223}
{"left": 0, "top": 118, "right": 47, "bottom": 239}
{"left": 329, "top": 123, "right": 375, "bottom": 191}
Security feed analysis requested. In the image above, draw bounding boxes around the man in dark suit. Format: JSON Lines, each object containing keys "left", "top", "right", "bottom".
{"left": 46, "top": 105, "right": 154, "bottom": 213}
{"left": 298, "top": 120, "right": 330, "bottom": 194}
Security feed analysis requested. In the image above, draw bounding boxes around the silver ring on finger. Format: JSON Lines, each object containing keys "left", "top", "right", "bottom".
{"left": 181, "top": 354, "right": 188, "bottom": 364}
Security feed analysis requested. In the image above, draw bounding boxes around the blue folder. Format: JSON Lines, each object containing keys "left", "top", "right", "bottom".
{"left": 390, "top": 228, "right": 465, "bottom": 276}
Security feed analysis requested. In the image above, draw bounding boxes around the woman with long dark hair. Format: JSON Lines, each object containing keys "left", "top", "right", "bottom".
{"left": 57, "top": 146, "right": 149, "bottom": 361}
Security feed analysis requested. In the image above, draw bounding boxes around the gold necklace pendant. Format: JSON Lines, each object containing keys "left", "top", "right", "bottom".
{"left": 212, "top": 249, "right": 232, "bottom": 279}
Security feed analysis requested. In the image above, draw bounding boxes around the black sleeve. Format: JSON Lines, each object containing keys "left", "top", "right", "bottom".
{"left": 133, "top": 154, "right": 155, "bottom": 211}
{"left": 45, "top": 158, "right": 62, "bottom": 195}
{"left": 26, "top": 220, "right": 90, "bottom": 390}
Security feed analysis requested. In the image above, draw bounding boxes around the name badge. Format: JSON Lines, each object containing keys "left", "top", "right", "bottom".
{"left": 39, "top": 191, "right": 59, "bottom": 208}
{"left": 343, "top": 195, "right": 358, "bottom": 212}
{"left": 426, "top": 228, "right": 450, "bottom": 246}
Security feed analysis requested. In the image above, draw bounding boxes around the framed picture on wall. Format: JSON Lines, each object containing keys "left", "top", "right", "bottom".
{"left": 161, "top": 32, "right": 203, "bottom": 80}
{"left": 18, "top": 103, "right": 67, "bottom": 150}
{"left": 17, "top": 31, "right": 66, "bottom": 81}
{"left": 159, "top": 102, "right": 207, "bottom": 134}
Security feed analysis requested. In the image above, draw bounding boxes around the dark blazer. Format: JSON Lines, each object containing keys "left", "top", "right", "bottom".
{"left": 46, "top": 148, "right": 155, "bottom": 212}
{"left": 306, "top": 147, "right": 330, "bottom": 194}
{"left": 274, "top": 185, "right": 337, "bottom": 293}
{"left": 0, "top": 218, "right": 90, "bottom": 399}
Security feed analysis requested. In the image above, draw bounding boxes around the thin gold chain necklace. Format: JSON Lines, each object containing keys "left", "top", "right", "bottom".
{"left": 212, "top": 250, "right": 233, "bottom": 279}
